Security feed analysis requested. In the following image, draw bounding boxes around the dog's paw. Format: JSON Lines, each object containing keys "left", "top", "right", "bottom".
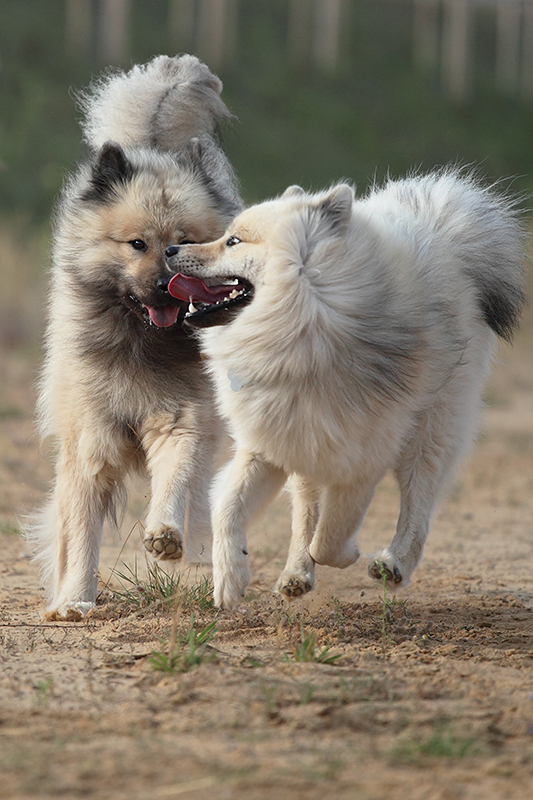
{"left": 274, "top": 571, "right": 314, "bottom": 600}
{"left": 213, "top": 561, "right": 251, "bottom": 610}
{"left": 368, "top": 551, "right": 404, "bottom": 586}
{"left": 144, "top": 525, "right": 183, "bottom": 560}
{"left": 44, "top": 601, "right": 96, "bottom": 622}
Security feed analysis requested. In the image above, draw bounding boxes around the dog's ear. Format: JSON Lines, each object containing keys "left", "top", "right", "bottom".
{"left": 282, "top": 185, "right": 305, "bottom": 198}
{"left": 83, "top": 142, "right": 136, "bottom": 202}
{"left": 313, "top": 184, "right": 354, "bottom": 232}
{"left": 302, "top": 184, "right": 354, "bottom": 257}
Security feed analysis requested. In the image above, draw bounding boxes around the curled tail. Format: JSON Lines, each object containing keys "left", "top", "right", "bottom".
{"left": 383, "top": 169, "right": 527, "bottom": 342}
{"left": 78, "top": 54, "right": 232, "bottom": 152}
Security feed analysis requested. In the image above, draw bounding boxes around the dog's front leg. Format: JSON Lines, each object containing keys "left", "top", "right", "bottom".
{"left": 212, "top": 450, "right": 286, "bottom": 610}
{"left": 142, "top": 408, "right": 221, "bottom": 564}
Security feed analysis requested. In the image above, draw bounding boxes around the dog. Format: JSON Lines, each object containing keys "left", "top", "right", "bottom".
{"left": 165, "top": 171, "right": 526, "bottom": 609}
{"left": 29, "top": 55, "right": 242, "bottom": 620}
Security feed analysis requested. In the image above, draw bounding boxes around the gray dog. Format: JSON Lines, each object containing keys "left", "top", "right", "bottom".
{"left": 30, "top": 55, "right": 241, "bottom": 620}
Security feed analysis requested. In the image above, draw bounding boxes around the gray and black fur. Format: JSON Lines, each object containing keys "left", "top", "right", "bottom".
{"left": 29, "top": 55, "right": 242, "bottom": 620}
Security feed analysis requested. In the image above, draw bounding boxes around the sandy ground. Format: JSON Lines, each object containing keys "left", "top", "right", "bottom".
{"left": 0, "top": 290, "right": 532, "bottom": 799}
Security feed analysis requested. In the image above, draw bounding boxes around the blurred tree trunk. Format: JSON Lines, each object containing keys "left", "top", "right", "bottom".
{"left": 413, "top": 0, "right": 440, "bottom": 75}
{"left": 197, "top": 0, "right": 229, "bottom": 70}
{"left": 66, "top": 0, "right": 92, "bottom": 59}
{"left": 169, "top": 0, "right": 196, "bottom": 53}
{"left": 496, "top": 1, "right": 522, "bottom": 97}
{"left": 99, "top": 0, "right": 130, "bottom": 65}
{"left": 313, "top": 0, "right": 342, "bottom": 71}
{"left": 288, "top": 0, "right": 313, "bottom": 68}
{"left": 521, "top": 2, "right": 533, "bottom": 100}
{"left": 441, "top": 0, "right": 471, "bottom": 102}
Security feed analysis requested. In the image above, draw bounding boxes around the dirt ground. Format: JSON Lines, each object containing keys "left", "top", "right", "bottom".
{"left": 0, "top": 281, "right": 532, "bottom": 800}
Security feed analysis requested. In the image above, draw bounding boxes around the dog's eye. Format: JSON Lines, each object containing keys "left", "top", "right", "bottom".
{"left": 226, "top": 235, "right": 241, "bottom": 247}
{"left": 130, "top": 239, "right": 147, "bottom": 251}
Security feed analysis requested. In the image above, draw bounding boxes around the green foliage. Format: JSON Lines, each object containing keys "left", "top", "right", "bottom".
{"left": 150, "top": 613, "right": 218, "bottom": 673}
{"left": 287, "top": 624, "right": 342, "bottom": 665}
{"left": 110, "top": 559, "right": 215, "bottom": 613}
{"left": 2, "top": 0, "right": 533, "bottom": 223}
{"left": 390, "top": 727, "right": 478, "bottom": 764}
{"left": 376, "top": 561, "right": 415, "bottom": 643}
{"left": 33, "top": 678, "right": 54, "bottom": 707}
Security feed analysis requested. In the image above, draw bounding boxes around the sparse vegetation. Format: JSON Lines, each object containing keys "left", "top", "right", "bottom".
{"left": 390, "top": 726, "right": 478, "bottom": 764}
{"left": 287, "top": 624, "right": 342, "bottom": 665}
{"left": 149, "top": 613, "right": 218, "bottom": 673}
{"left": 107, "top": 559, "right": 215, "bottom": 613}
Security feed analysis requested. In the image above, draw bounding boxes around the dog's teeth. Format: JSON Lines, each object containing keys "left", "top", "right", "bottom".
{"left": 229, "top": 289, "right": 240, "bottom": 300}
{"left": 188, "top": 301, "right": 198, "bottom": 313}
{"left": 223, "top": 279, "right": 239, "bottom": 286}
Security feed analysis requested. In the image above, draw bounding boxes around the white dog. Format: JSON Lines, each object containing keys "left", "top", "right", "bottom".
{"left": 166, "top": 170, "right": 525, "bottom": 609}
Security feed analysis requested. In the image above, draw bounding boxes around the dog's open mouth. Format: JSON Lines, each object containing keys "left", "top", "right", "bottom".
{"left": 142, "top": 304, "right": 181, "bottom": 328}
{"left": 167, "top": 273, "right": 253, "bottom": 326}
{"left": 126, "top": 293, "right": 185, "bottom": 328}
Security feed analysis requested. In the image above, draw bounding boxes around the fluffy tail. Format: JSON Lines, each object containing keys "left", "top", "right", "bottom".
{"left": 77, "top": 54, "right": 232, "bottom": 152}
{"left": 384, "top": 169, "right": 527, "bottom": 342}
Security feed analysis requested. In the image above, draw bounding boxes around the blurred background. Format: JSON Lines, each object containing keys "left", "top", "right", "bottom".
{"left": 1, "top": 0, "right": 533, "bottom": 347}
{"left": 0, "top": 0, "right": 531, "bottom": 547}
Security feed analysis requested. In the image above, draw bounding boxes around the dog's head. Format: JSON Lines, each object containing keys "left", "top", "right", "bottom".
{"left": 66, "top": 140, "right": 241, "bottom": 329}
{"left": 165, "top": 183, "right": 354, "bottom": 328}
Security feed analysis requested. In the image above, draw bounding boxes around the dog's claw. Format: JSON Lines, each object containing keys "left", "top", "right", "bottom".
{"left": 369, "top": 559, "right": 403, "bottom": 585}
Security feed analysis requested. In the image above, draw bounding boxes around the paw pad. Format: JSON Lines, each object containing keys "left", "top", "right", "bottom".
{"left": 369, "top": 560, "right": 402, "bottom": 584}
{"left": 144, "top": 526, "right": 183, "bottom": 560}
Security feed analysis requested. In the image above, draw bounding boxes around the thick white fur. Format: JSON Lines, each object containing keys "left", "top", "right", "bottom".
{"left": 170, "top": 170, "right": 525, "bottom": 609}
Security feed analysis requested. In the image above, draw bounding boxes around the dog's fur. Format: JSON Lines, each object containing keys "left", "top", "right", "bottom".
{"left": 166, "top": 171, "right": 525, "bottom": 609}
{"left": 30, "top": 55, "right": 242, "bottom": 620}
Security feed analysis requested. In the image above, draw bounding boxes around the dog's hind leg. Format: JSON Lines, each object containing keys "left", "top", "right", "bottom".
{"left": 275, "top": 475, "right": 319, "bottom": 600}
{"left": 368, "top": 386, "right": 482, "bottom": 588}
{"left": 212, "top": 450, "right": 286, "bottom": 610}
{"left": 142, "top": 406, "right": 221, "bottom": 565}
{"left": 309, "top": 477, "right": 379, "bottom": 570}
{"left": 38, "top": 445, "right": 121, "bottom": 621}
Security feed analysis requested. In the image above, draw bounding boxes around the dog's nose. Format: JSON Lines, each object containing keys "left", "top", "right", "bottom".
{"left": 156, "top": 276, "right": 169, "bottom": 292}
{"left": 165, "top": 245, "right": 180, "bottom": 258}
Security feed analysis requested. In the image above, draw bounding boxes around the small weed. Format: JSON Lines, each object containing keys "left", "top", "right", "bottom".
{"left": 287, "top": 624, "right": 342, "bottom": 664}
{"left": 257, "top": 679, "right": 280, "bottom": 715}
{"left": 273, "top": 602, "right": 308, "bottom": 629}
{"left": 297, "top": 682, "right": 316, "bottom": 705}
{"left": 33, "top": 678, "right": 54, "bottom": 707}
{"left": 150, "top": 613, "right": 218, "bottom": 673}
{"left": 330, "top": 595, "right": 348, "bottom": 637}
{"left": 376, "top": 562, "right": 415, "bottom": 643}
{"left": 110, "top": 559, "right": 214, "bottom": 612}
{"left": 0, "top": 519, "right": 20, "bottom": 536}
{"left": 390, "top": 727, "right": 477, "bottom": 764}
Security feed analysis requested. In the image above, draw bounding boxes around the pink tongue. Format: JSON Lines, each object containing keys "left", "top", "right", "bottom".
{"left": 168, "top": 273, "right": 238, "bottom": 304}
{"left": 143, "top": 305, "right": 180, "bottom": 328}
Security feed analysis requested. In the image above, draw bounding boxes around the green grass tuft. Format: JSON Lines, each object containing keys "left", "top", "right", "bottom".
{"left": 287, "top": 624, "right": 342, "bottom": 665}
{"left": 109, "top": 559, "right": 215, "bottom": 613}
{"left": 150, "top": 613, "right": 218, "bottom": 674}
